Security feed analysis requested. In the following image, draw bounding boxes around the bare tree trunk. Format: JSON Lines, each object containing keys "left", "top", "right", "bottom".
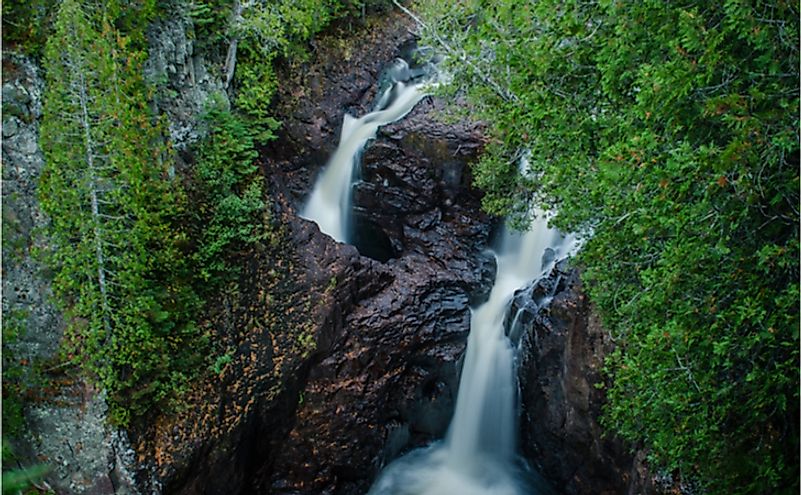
{"left": 78, "top": 71, "right": 112, "bottom": 336}
{"left": 223, "top": 0, "right": 243, "bottom": 89}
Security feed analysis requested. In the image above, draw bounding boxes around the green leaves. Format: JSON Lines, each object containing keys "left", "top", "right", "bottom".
{"left": 231, "top": 0, "right": 347, "bottom": 142}
{"left": 416, "top": 0, "right": 799, "bottom": 491}
{"left": 33, "top": 0, "right": 392, "bottom": 427}
{"left": 1, "top": 440, "right": 49, "bottom": 495}
{"left": 39, "top": 0, "right": 204, "bottom": 425}
{"left": 190, "top": 99, "right": 266, "bottom": 285}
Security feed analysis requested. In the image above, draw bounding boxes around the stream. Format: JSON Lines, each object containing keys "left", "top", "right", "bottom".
{"left": 302, "top": 56, "right": 576, "bottom": 495}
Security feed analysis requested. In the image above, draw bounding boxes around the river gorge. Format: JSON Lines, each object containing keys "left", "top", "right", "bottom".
{"left": 2, "top": 4, "right": 683, "bottom": 495}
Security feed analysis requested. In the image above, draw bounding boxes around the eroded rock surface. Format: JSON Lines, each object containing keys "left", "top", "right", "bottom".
{"left": 143, "top": 11, "right": 493, "bottom": 495}
{"left": 144, "top": 0, "right": 228, "bottom": 150}
{"left": 250, "top": 17, "right": 494, "bottom": 493}
{"left": 515, "top": 262, "right": 655, "bottom": 495}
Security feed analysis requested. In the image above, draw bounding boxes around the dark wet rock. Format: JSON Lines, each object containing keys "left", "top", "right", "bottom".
{"left": 516, "top": 262, "right": 656, "bottom": 495}
{"left": 351, "top": 96, "right": 487, "bottom": 262}
{"left": 142, "top": 10, "right": 495, "bottom": 495}
{"left": 252, "top": 27, "right": 493, "bottom": 494}
{"left": 255, "top": 249, "right": 476, "bottom": 495}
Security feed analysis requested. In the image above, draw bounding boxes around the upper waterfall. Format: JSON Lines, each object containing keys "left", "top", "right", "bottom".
{"left": 301, "top": 59, "right": 429, "bottom": 242}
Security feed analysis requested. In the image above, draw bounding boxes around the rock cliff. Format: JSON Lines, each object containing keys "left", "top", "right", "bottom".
{"left": 141, "top": 11, "right": 495, "bottom": 494}
{"left": 2, "top": 52, "right": 140, "bottom": 495}
{"left": 514, "top": 262, "right": 656, "bottom": 495}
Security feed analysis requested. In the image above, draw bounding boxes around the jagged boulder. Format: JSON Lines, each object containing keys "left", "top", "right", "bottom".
{"left": 516, "top": 262, "right": 655, "bottom": 495}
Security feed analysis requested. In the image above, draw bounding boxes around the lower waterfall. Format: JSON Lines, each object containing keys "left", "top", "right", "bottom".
{"left": 369, "top": 212, "right": 577, "bottom": 495}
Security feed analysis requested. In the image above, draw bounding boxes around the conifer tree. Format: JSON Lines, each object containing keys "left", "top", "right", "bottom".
{"left": 39, "top": 0, "right": 202, "bottom": 424}
{"left": 412, "top": 0, "right": 799, "bottom": 491}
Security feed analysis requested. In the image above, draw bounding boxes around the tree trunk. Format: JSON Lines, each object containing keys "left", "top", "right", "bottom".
{"left": 223, "top": 0, "right": 243, "bottom": 89}
{"left": 77, "top": 70, "right": 112, "bottom": 336}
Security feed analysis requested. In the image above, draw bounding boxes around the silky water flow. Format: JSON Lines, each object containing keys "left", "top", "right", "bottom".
{"left": 301, "top": 58, "right": 428, "bottom": 242}
{"left": 302, "top": 56, "right": 576, "bottom": 494}
{"left": 366, "top": 202, "right": 578, "bottom": 494}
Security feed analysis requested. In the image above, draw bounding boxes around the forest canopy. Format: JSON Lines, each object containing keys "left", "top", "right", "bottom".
{"left": 412, "top": 0, "right": 799, "bottom": 492}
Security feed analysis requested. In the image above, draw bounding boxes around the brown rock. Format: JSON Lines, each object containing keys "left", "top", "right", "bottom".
{"left": 517, "top": 262, "right": 656, "bottom": 495}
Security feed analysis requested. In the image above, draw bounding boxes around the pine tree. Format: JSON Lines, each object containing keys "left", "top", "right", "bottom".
{"left": 39, "top": 0, "right": 202, "bottom": 424}
{"left": 412, "top": 0, "right": 799, "bottom": 491}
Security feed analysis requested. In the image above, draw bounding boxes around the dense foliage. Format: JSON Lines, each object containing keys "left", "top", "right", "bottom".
{"left": 39, "top": 0, "right": 204, "bottom": 425}
{"left": 190, "top": 98, "right": 266, "bottom": 285}
{"left": 414, "top": 0, "right": 799, "bottom": 492}
{"left": 1, "top": 441, "right": 48, "bottom": 495}
{"left": 2, "top": 310, "right": 31, "bottom": 437}
{"left": 2, "top": 0, "right": 56, "bottom": 56}
{"left": 24, "top": 0, "right": 391, "bottom": 426}
{"left": 191, "top": 0, "right": 393, "bottom": 141}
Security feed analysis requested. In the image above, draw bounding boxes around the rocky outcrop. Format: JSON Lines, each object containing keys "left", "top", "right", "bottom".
{"left": 514, "top": 262, "right": 655, "bottom": 495}
{"left": 1, "top": 54, "right": 56, "bottom": 359}
{"left": 352, "top": 96, "right": 487, "bottom": 263}
{"left": 144, "top": 0, "right": 228, "bottom": 151}
{"left": 254, "top": 217, "right": 488, "bottom": 494}
{"left": 139, "top": 11, "right": 494, "bottom": 495}
{"left": 2, "top": 53, "right": 141, "bottom": 495}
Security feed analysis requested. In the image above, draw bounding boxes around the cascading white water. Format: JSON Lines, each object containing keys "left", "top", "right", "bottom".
{"left": 303, "top": 53, "right": 577, "bottom": 492}
{"left": 301, "top": 59, "right": 427, "bottom": 242}
{"left": 368, "top": 211, "right": 577, "bottom": 495}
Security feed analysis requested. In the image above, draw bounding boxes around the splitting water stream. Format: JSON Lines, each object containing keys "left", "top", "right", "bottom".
{"left": 368, "top": 214, "right": 576, "bottom": 495}
{"left": 302, "top": 57, "right": 576, "bottom": 494}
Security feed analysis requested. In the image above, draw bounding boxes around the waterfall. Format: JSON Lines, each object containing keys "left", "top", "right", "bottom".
{"left": 302, "top": 53, "right": 578, "bottom": 493}
{"left": 368, "top": 211, "right": 577, "bottom": 495}
{"left": 301, "top": 59, "right": 428, "bottom": 242}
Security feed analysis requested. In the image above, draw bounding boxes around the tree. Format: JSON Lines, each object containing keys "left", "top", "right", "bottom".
{"left": 190, "top": 96, "right": 266, "bottom": 285}
{"left": 411, "top": 0, "right": 799, "bottom": 492}
{"left": 39, "top": 0, "right": 203, "bottom": 425}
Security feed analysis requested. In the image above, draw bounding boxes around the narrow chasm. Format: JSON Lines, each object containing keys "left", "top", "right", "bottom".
{"left": 144, "top": 13, "right": 493, "bottom": 495}
{"left": 253, "top": 40, "right": 493, "bottom": 495}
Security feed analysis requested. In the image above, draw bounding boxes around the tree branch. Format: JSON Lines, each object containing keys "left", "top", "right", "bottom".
{"left": 391, "top": 0, "right": 518, "bottom": 103}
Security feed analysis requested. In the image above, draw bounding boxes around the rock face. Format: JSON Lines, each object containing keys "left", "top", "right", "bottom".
{"left": 250, "top": 16, "right": 494, "bottom": 494}
{"left": 143, "top": 0, "right": 228, "bottom": 150}
{"left": 2, "top": 53, "right": 141, "bottom": 495}
{"left": 515, "top": 262, "right": 655, "bottom": 495}
{"left": 352, "top": 96, "right": 487, "bottom": 263}
{"left": 1, "top": 54, "right": 56, "bottom": 359}
{"left": 140, "top": 11, "right": 493, "bottom": 495}
{"left": 255, "top": 217, "right": 489, "bottom": 494}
